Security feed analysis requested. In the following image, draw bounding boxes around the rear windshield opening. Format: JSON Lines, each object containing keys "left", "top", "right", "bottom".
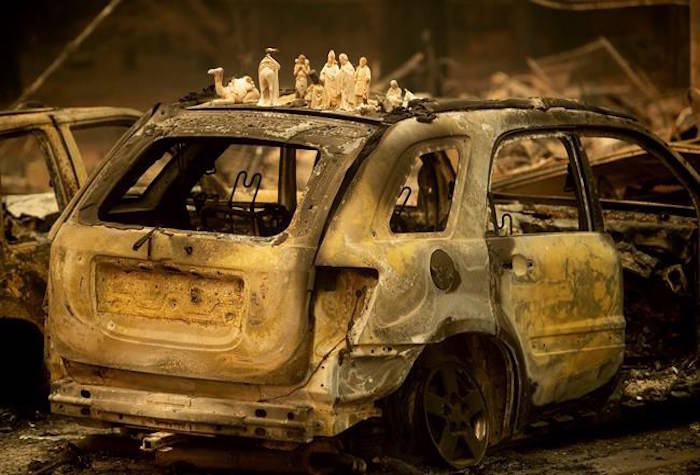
{"left": 99, "top": 138, "right": 318, "bottom": 237}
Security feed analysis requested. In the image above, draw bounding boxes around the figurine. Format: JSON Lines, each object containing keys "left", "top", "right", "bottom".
{"left": 320, "top": 49, "right": 341, "bottom": 109}
{"left": 207, "top": 67, "right": 260, "bottom": 103}
{"left": 338, "top": 53, "right": 356, "bottom": 111}
{"left": 258, "top": 47, "right": 281, "bottom": 106}
{"left": 305, "top": 70, "right": 324, "bottom": 109}
{"left": 402, "top": 89, "right": 417, "bottom": 107}
{"left": 354, "top": 56, "right": 371, "bottom": 106}
{"left": 294, "top": 54, "right": 311, "bottom": 98}
{"left": 384, "top": 79, "right": 403, "bottom": 112}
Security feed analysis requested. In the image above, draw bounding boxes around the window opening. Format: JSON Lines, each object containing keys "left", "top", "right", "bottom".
{"left": 71, "top": 124, "right": 132, "bottom": 176}
{"left": 390, "top": 147, "right": 460, "bottom": 233}
{"left": 100, "top": 139, "right": 317, "bottom": 237}
{"left": 489, "top": 135, "right": 585, "bottom": 235}
{"left": 0, "top": 132, "right": 59, "bottom": 238}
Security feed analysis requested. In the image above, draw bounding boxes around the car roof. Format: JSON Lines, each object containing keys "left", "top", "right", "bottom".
{"left": 429, "top": 97, "right": 637, "bottom": 121}
{"left": 0, "top": 107, "right": 56, "bottom": 117}
{"left": 186, "top": 96, "right": 638, "bottom": 126}
{"left": 0, "top": 106, "right": 141, "bottom": 133}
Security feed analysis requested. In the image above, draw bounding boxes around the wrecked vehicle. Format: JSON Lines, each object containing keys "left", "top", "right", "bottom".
{"left": 46, "top": 98, "right": 699, "bottom": 469}
{"left": 0, "top": 106, "right": 140, "bottom": 403}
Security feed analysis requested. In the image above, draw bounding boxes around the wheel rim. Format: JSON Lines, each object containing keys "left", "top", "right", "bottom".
{"left": 421, "top": 364, "right": 488, "bottom": 467}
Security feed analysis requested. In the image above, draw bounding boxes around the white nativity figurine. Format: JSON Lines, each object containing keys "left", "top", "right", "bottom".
{"left": 338, "top": 53, "right": 356, "bottom": 111}
{"left": 354, "top": 56, "right": 371, "bottom": 106}
{"left": 207, "top": 67, "right": 260, "bottom": 103}
{"left": 320, "top": 49, "right": 341, "bottom": 109}
{"left": 294, "top": 54, "right": 311, "bottom": 98}
{"left": 384, "top": 79, "right": 403, "bottom": 112}
{"left": 258, "top": 47, "right": 281, "bottom": 106}
{"left": 402, "top": 89, "right": 417, "bottom": 108}
{"left": 305, "top": 70, "right": 324, "bottom": 110}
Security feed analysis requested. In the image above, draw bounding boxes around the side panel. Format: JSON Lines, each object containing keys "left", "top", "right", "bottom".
{"left": 487, "top": 232, "right": 624, "bottom": 406}
{"left": 0, "top": 127, "right": 66, "bottom": 327}
{"left": 0, "top": 238, "right": 50, "bottom": 327}
{"left": 317, "top": 116, "right": 496, "bottom": 345}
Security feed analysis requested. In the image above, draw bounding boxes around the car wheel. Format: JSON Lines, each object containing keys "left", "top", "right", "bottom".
{"left": 413, "top": 360, "right": 489, "bottom": 468}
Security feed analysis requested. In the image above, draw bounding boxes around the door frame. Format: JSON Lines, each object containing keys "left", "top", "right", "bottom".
{"left": 569, "top": 126, "right": 700, "bottom": 354}
{"left": 485, "top": 126, "right": 624, "bottom": 409}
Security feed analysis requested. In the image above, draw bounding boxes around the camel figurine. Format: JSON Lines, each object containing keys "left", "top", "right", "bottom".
{"left": 207, "top": 67, "right": 260, "bottom": 103}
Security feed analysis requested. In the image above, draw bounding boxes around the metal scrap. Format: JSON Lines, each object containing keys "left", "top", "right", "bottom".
{"left": 484, "top": 37, "right": 681, "bottom": 135}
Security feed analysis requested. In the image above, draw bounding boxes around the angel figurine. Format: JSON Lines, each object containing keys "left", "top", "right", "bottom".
{"left": 294, "top": 54, "right": 311, "bottom": 98}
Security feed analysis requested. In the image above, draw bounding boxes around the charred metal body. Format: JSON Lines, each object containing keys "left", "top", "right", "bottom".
{"left": 0, "top": 106, "right": 139, "bottom": 404}
{"left": 46, "top": 98, "right": 700, "bottom": 468}
{"left": 0, "top": 107, "right": 140, "bottom": 332}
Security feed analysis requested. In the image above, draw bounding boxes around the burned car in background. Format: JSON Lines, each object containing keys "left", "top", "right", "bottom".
{"left": 0, "top": 106, "right": 140, "bottom": 403}
{"left": 46, "top": 98, "right": 699, "bottom": 468}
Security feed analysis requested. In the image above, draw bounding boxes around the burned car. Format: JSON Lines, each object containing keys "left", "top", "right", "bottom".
{"left": 0, "top": 106, "right": 140, "bottom": 403}
{"left": 46, "top": 98, "right": 699, "bottom": 468}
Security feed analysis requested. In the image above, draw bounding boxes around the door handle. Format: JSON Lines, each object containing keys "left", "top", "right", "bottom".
{"left": 503, "top": 254, "right": 533, "bottom": 277}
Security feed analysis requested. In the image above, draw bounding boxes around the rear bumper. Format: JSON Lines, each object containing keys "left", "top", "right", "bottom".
{"left": 50, "top": 379, "right": 315, "bottom": 442}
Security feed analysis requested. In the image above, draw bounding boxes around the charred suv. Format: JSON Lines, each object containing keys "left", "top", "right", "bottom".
{"left": 46, "top": 98, "right": 699, "bottom": 468}
{"left": 0, "top": 106, "right": 139, "bottom": 403}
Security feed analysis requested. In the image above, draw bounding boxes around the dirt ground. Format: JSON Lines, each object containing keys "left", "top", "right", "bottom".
{"left": 476, "top": 421, "right": 700, "bottom": 475}
{"left": 0, "top": 361, "right": 695, "bottom": 475}
{"left": 0, "top": 404, "right": 697, "bottom": 475}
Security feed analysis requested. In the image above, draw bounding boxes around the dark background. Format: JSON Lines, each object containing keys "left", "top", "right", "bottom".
{"left": 0, "top": 0, "right": 690, "bottom": 110}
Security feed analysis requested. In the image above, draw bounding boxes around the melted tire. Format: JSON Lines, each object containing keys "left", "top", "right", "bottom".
{"left": 388, "top": 358, "right": 490, "bottom": 469}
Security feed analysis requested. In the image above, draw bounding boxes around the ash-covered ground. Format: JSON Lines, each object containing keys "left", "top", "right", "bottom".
{"left": 3, "top": 362, "right": 697, "bottom": 475}
{"left": 1, "top": 410, "right": 697, "bottom": 474}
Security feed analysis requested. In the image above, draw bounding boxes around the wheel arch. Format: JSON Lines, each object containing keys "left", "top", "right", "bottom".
{"left": 397, "top": 331, "right": 524, "bottom": 445}
{"left": 0, "top": 305, "right": 45, "bottom": 334}
{"left": 0, "top": 314, "right": 48, "bottom": 406}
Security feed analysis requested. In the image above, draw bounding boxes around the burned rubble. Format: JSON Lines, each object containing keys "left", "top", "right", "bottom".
{"left": 480, "top": 36, "right": 685, "bottom": 139}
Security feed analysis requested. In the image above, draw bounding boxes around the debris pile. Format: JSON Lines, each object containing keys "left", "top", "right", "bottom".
{"left": 622, "top": 357, "right": 699, "bottom": 403}
{"left": 483, "top": 37, "right": 686, "bottom": 143}
{"left": 605, "top": 211, "right": 697, "bottom": 359}
{"left": 2, "top": 200, "right": 56, "bottom": 245}
{"left": 491, "top": 136, "right": 569, "bottom": 180}
{"left": 28, "top": 442, "right": 92, "bottom": 474}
